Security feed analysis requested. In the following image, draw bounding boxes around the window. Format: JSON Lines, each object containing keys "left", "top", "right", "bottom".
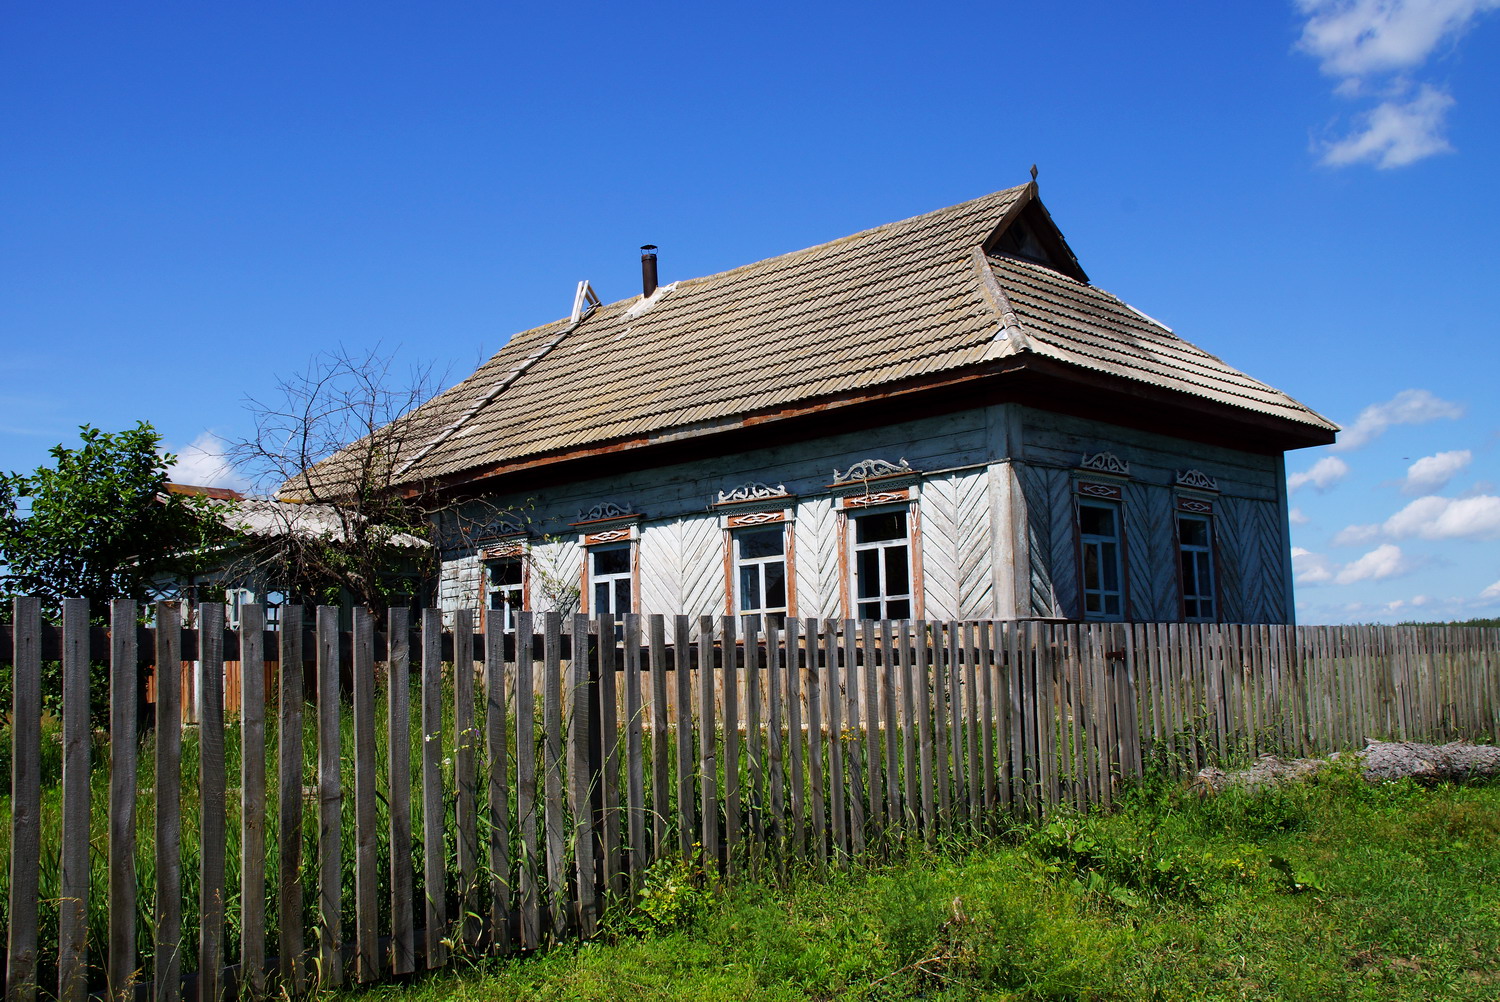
{"left": 852, "top": 510, "right": 912, "bottom": 620}
{"left": 1078, "top": 500, "right": 1124, "bottom": 620}
{"left": 1177, "top": 514, "right": 1216, "bottom": 621}
{"left": 590, "top": 544, "right": 633, "bottom": 616}
{"left": 486, "top": 558, "right": 525, "bottom": 631}
{"left": 733, "top": 525, "right": 787, "bottom": 626}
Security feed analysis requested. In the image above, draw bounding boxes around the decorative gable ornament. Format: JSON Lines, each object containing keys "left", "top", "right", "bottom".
{"left": 834, "top": 457, "right": 913, "bottom": 484}
{"left": 716, "top": 482, "right": 790, "bottom": 505}
{"left": 576, "top": 501, "right": 633, "bottom": 523}
{"left": 1175, "top": 469, "right": 1219, "bottom": 492}
{"left": 1080, "top": 452, "right": 1129, "bottom": 476}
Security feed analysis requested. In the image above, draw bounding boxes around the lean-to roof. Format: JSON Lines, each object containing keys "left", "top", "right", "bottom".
{"left": 313, "top": 182, "right": 1335, "bottom": 493}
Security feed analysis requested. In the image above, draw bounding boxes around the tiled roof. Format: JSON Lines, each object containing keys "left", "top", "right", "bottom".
{"left": 318, "top": 183, "right": 1335, "bottom": 491}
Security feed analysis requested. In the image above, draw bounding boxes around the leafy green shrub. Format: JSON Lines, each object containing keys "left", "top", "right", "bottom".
{"left": 606, "top": 850, "right": 718, "bottom": 937}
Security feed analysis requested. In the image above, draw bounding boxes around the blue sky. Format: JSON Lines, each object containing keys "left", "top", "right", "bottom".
{"left": 3, "top": 1, "right": 1497, "bottom": 623}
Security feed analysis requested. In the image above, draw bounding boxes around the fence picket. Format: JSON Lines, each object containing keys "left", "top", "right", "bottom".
{"left": 7, "top": 597, "right": 42, "bottom": 1002}
{"left": 58, "top": 599, "right": 91, "bottom": 1002}
{"left": 515, "top": 612, "right": 541, "bottom": 950}
{"left": 745, "top": 617, "right": 766, "bottom": 867}
{"left": 624, "top": 614, "right": 646, "bottom": 891}
{"left": 484, "top": 618, "right": 513, "bottom": 952}
{"left": 825, "top": 621, "right": 847, "bottom": 860}
{"left": 569, "top": 616, "right": 598, "bottom": 936}
{"left": 351, "top": 609, "right": 381, "bottom": 980}
{"left": 674, "top": 616, "right": 696, "bottom": 856}
{"left": 648, "top": 616, "right": 671, "bottom": 859}
{"left": 275, "top": 604, "right": 304, "bottom": 992}
{"left": 421, "top": 609, "right": 448, "bottom": 966}
{"left": 804, "top": 618, "right": 828, "bottom": 867}
{"left": 453, "top": 610, "right": 480, "bottom": 947}
{"left": 722, "top": 615, "right": 742, "bottom": 875}
{"left": 387, "top": 608, "right": 416, "bottom": 973}
{"left": 155, "top": 600, "right": 184, "bottom": 1002}
{"left": 316, "top": 606, "right": 343, "bottom": 987}
{"left": 698, "top": 617, "right": 720, "bottom": 872}
{"left": 595, "top": 613, "right": 622, "bottom": 900}
{"left": 108, "top": 600, "right": 140, "bottom": 1002}
{"left": 238, "top": 604, "right": 268, "bottom": 995}
{"left": 787, "top": 617, "right": 808, "bottom": 862}
{"left": 916, "top": 619, "right": 936, "bottom": 843}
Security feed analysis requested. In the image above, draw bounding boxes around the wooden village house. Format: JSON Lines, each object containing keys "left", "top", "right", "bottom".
{"left": 316, "top": 179, "right": 1337, "bottom": 628}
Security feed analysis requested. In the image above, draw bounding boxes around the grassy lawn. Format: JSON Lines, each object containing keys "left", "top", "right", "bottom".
{"left": 336, "top": 765, "right": 1500, "bottom": 1002}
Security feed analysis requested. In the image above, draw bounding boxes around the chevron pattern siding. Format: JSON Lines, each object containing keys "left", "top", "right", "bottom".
{"left": 919, "top": 470, "right": 994, "bottom": 620}
{"left": 795, "top": 497, "right": 842, "bottom": 620}
{"left": 1125, "top": 482, "right": 1176, "bottom": 620}
{"left": 1017, "top": 464, "right": 1076, "bottom": 618}
{"left": 1214, "top": 498, "right": 1246, "bottom": 623}
{"left": 639, "top": 521, "right": 682, "bottom": 616}
{"left": 678, "top": 514, "right": 724, "bottom": 618}
{"left": 1229, "top": 497, "right": 1289, "bottom": 624}
{"left": 530, "top": 537, "right": 582, "bottom": 614}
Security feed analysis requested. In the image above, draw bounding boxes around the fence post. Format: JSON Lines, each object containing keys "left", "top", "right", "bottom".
{"left": 7, "top": 596, "right": 42, "bottom": 1002}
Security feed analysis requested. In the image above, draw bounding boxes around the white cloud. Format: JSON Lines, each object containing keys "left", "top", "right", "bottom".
{"left": 1319, "top": 84, "right": 1456, "bottom": 168}
{"left": 167, "top": 432, "right": 249, "bottom": 492}
{"left": 1335, "top": 543, "right": 1414, "bottom": 583}
{"left": 1480, "top": 579, "right": 1500, "bottom": 600}
{"left": 1384, "top": 494, "right": 1500, "bottom": 540}
{"left": 1292, "top": 546, "right": 1336, "bottom": 584}
{"left": 1402, "top": 449, "right": 1472, "bottom": 493}
{"left": 1296, "top": 0, "right": 1499, "bottom": 77}
{"left": 1289, "top": 507, "right": 1311, "bottom": 526}
{"left": 1295, "top": 0, "right": 1498, "bottom": 167}
{"left": 1332, "top": 522, "right": 1382, "bottom": 546}
{"left": 1332, "top": 388, "right": 1464, "bottom": 450}
{"left": 1288, "top": 455, "right": 1351, "bottom": 492}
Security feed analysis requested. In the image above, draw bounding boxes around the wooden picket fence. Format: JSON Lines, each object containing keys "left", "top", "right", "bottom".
{"left": 3, "top": 597, "right": 1499, "bottom": 1002}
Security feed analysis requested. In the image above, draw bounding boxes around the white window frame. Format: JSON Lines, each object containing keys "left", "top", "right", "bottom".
{"left": 1177, "top": 512, "right": 1216, "bottom": 622}
{"left": 733, "top": 524, "right": 789, "bottom": 625}
{"left": 849, "top": 507, "right": 914, "bottom": 621}
{"left": 588, "top": 542, "right": 634, "bottom": 617}
{"left": 1078, "top": 498, "right": 1125, "bottom": 621}
{"left": 485, "top": 557, "right": 526, "bottom": 632}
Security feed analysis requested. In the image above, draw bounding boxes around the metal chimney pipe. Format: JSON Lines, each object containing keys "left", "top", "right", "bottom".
{"left": 640, "top": 245, "right": 658, "bottom": 298}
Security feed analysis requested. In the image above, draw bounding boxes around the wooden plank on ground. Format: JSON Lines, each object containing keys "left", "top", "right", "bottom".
{"left": 352, "top": 608, "right": 380, "bottom": 980}
{"left": 58, "top": 598, "right": 91, "bottom": 1002}
{"left": 484, "top": 617, "right": 512, "bottom": 953}
{"left": 387, "top": 608, "right": 415, "bottom": 973}
{"left": 276, "top": 604, "right": 304, "bottom": 992}
{"left": 316, "top": 606, "right": 343, "bottom": 987}
{"left": 7, "top": 597, "right": 42, "bottom": 1002}
{"left": 108, "top": 600, "right": 140, "bottom": 1002}
{"left": 422, "top": 609, "right": 448, "bottom": 966}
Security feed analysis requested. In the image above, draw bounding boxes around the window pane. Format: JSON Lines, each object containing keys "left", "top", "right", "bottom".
{"left": 1079, "top": 503, "right": 1115, "bottom": 537}
{"left": 1100, "top": 543, "right": 1119, "bottom": 590}
{"left": 1082, "top": 545, "right": 1101, "bottom": 591}
{"left": 1180, "top": 551, "right": 1199, "bottom": 594}
{"left": 887, "top": 598, "right": 911, "bottom": 620}
{"left": 856, "top": 549, "right": 881, "bottom": 598}
{"left": 614, "top": 578, "right": 632, "bottom": 613}
{"left": 594, "top": 582, "right": 609, "bottom": 613}
{"left": 593, "top": 546, "right": 630, "bottom": 575}
{"left": 737, "top": 527, "right": 784, "bottom": 559}
{"left": 1180, "top": 516, "right": 1209, "bottom": 547}
{"left": 739, "top": 564, "right": 762, "bottom": 611}
{"left": 764, "top": 562, "right": 787, "bottom": 609}
{"left": 489, "top": 560, "right": 522, "bottom": 585}
{"left": 884, "top": 545, "right": 909, "bottom": 595}
{"left": 855, "top": 511, "right": 906, "bottom": 544}
{"left": 858, "top": 600, "right": 881, "bottom": 619}
{"left": 1104, "top": 594, "right": 1121, "bottom": 616}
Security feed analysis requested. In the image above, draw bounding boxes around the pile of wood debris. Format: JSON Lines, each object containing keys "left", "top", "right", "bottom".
{"left": 1194, "top": 740, "right": 1500, "bottom": 792}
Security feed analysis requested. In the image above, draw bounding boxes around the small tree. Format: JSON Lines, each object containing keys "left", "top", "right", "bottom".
{"left": 0, "top": 422, "right": 218, "bottom": 618}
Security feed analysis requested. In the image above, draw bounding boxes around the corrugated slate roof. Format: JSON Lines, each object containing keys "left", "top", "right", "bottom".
{"left": 331, "top": 183, "right": 1334, "bottom": 491}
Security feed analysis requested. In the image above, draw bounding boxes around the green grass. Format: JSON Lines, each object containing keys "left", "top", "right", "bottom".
{"left": 332, "top": 766, "right": 1500, "bottom": 1002}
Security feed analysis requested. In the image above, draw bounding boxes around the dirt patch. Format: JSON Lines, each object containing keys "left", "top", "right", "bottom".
{"left": 1195, "top": 740, "right": 1500, "bottom": 792}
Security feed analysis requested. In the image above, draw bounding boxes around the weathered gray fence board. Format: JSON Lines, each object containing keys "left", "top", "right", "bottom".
{"left": 352, "top": 609, "right": 380, "bottom": 980}
{"left": 514, "top": 611, "right": 541, "bottom": 951}
{"left": 276, "top": 604, "right": 304, "bottom": 992}
{"left": 387, "top": 608, "right": 416, "bottom": 974}
{"left": 484, "top": 617, "right": 512, "bottom": 953}
{"left": 155, "top": 600, "right": 184, "bottom": 1002}
{"left": 58, "top": 599, "right": 90, "bottom": 1002}
{"left": 198, "top": 603, "right": 228, "bottom": 1002}
{"left": 421, "top": 609, "right": 448, "bottom": 968}
{"left": 453, "top": 609, "right": 479, "bottom": 948}
{"left": 239, "top": 603, "right": 268, "bottom": 996}
{"left": 8, "top": 597, "right": 42, "bottom": 1002}
{"left": 108, "top": 600, "right": 139, "bottom": 1002}
{"left": 316, "top": 606, "right": 343, "bottom": 987}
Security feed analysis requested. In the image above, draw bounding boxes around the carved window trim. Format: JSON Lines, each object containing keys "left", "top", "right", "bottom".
{"left": 1079, "top": 452, "right": 1129, "bottom": 476}
{"left": 479, "top": 550, "right": 529, "bottom": 633}
{"left": 1175, "top": 468, "right": 1219, "bottom": 492}
{"left": 1075, "top": 495, "right": 1127, "bottom": 622}
{"left": 1175, "top": 511, "right": 1218, "bottom": 623}
{"left": 837, "top": 499, "right": 924, "bottom": 621}
{"left": 581, "top": 539, "right": 638, "bottom": 617}
{"left": 724, "top": 519, "right": 794, "bottom": 624}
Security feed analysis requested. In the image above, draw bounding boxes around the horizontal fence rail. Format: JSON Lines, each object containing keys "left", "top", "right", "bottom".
{"left": 3, "top": 600, "right": 1498, "bottom": 1000}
